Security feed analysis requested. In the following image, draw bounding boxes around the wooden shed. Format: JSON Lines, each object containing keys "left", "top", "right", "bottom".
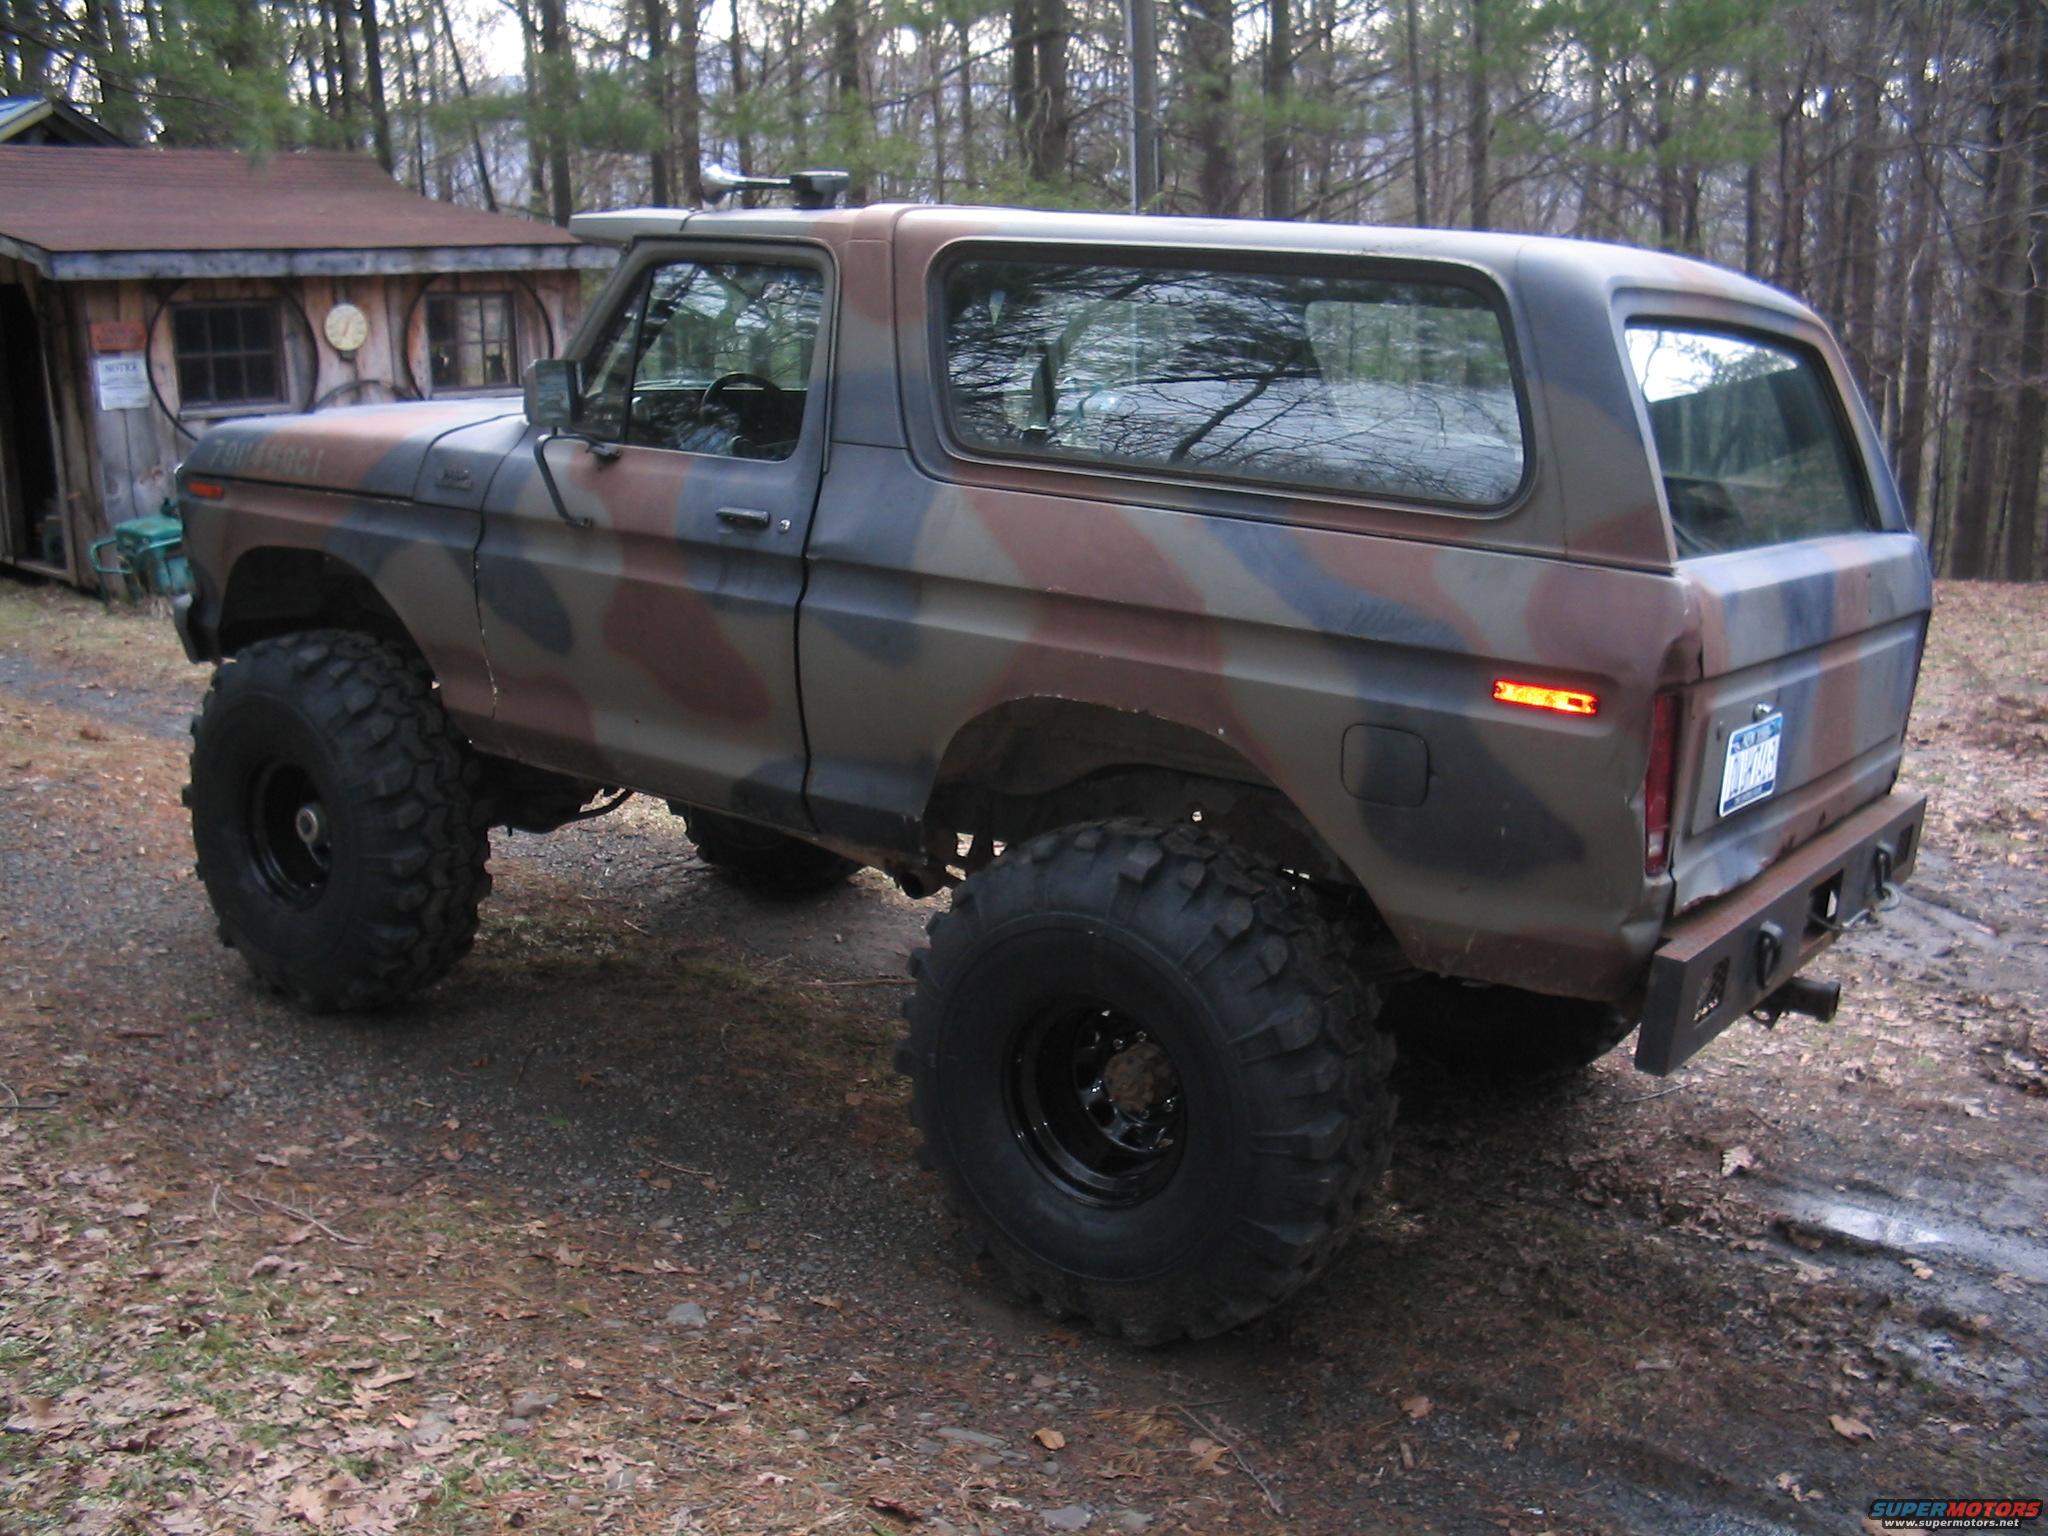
{"left": 0, "top": 145, "right": 612, "bottom": 586}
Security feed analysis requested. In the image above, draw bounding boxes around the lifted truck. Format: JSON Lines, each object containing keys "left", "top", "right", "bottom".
{"left": 172, "top": 187, "right": 1930, "bottom": 1342}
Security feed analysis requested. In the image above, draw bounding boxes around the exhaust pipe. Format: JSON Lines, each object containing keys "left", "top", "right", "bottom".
{"left": 1755, "top": 974, "right": 1841, "bottom": 1026}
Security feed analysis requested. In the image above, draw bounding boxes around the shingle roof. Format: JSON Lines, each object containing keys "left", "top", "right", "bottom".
{"left": 0, "top": 97, "right": 126, "bottom": 146}
{"left": 0, "top": 147, "right": 597, "bottom": 277}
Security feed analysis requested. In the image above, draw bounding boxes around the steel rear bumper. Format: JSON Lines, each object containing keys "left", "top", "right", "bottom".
{"left": 1634, "top": 791, "right": 1927, "bottom": 1075}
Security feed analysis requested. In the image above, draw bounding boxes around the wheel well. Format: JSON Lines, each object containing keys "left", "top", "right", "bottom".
{"left": 216, "top": 549, "right": 416, "bottom": 660}
{"left": 924, "top": 698, "right": 1356, "bottom": 887}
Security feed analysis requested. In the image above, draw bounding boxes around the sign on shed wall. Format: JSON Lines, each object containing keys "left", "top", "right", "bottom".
{"left": 93, "top": 351, "right": 150, "bottom": 411}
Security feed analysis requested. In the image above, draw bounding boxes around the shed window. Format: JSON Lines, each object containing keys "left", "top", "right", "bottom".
{"left": 427, "top": 293, "right": 518, "bottom": 392}
{"left": 941, "top": 257, "right": 1526, "bottom": 506}
{"left": 172, "top": 302, "right": 284, "bottom": 408}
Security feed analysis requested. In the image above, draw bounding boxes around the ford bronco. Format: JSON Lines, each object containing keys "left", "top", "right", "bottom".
{"left": 173, "top": 181, "right": 1931, "bottom": 1341}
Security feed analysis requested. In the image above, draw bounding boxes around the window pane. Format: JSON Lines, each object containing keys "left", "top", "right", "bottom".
{"left": 424, "top": 293, "right": 516, "bottom": 391}
{"left": 615, "top": 261, "right": 822, "bottom": 458}
{"left": 1626, "top": 327, "right": 1870, "bottom": 556}
{"left": 427, "top": 297, "right": 458, "bottom": 348}
{"left": 942, "top": 259, "right": 1525, "bottom": 505}
{"left": 243, "top": 353, "right": 278, "bottom": 402}
{"left": 172, "top": 302, "right": 284, "bottom": 406}
{"left": 176, "top": 355, "right": 211, "bottom": 401}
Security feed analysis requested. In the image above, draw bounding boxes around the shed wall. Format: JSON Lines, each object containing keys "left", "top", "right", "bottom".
{"left": 37, "top": 267, "right": 582, "bottom": 588}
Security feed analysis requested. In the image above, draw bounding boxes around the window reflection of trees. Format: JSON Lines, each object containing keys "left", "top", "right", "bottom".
{"left": 944, "top": 261, "right": 1525, "bottom": 505}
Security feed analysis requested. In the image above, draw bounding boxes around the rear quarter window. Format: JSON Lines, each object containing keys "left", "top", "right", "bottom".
{"left": 939, "top": 257, "right": 1527, "bottom": 507}
{"left": 1626, "top": 325, "right": 1872, "bottom": 556}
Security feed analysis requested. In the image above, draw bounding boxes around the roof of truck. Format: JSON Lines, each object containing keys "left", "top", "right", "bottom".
{"left": 567, "top": 201, "right": 1807, "bottom": 317}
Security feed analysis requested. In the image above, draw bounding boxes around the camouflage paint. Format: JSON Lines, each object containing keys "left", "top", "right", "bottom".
{"left": 175, "top": 202, "right": 1932, "bottom": 1008}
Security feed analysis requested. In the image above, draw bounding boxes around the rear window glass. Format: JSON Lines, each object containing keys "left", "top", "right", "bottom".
{"left": 1627, "top": 326, "right": 1871, "bottom": 556}
{"left": 940, "top": 259, "right": 1526, "bottom": 506}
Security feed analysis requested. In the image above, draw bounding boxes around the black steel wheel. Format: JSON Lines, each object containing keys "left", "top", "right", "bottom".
{"left": 186, "top": 631, "right": 491, "bottom": 1012}
{"left": 897, "top": 820, "right": 1394, "bottom": 1344}
{"left": 681, "top": 806, "right": 858, "bottom": 895}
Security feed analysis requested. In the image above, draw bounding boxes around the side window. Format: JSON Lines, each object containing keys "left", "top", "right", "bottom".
{"left": 1626, "top": 326, "right": 1872, "bottom": 555}
{"left": 941, "top": 258, "right": 1525, "bottom": 506}
{"left": 575, "top": 258, "right": 824, "bottom": 460}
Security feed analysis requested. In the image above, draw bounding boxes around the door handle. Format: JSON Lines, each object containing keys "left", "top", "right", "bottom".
{"left": 716, "top": 505, "right": 772, "bottom": 531}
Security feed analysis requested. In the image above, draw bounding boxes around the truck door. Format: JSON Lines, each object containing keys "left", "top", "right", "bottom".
{"left": 475, "top": 245, "right": 832, "bottom": 827}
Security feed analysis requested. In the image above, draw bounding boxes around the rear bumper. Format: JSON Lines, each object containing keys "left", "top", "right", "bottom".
{"left": 1634, "top": 791, "right": 1926, "bottom": 1075}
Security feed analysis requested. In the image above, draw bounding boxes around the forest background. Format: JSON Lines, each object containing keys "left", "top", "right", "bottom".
{"left": 3, "top": 0, "right": 2043, "bottom": 577}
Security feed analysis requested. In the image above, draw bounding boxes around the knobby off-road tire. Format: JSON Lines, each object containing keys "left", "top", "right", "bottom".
{"left": 186, "top": 631, "right": 492, "bottom": 1012}
{"left": 1381, "top": 977, "right": 1636, "bottom": 1085}
{"left": 896, "top": 819, "right": 1395, "bottom": 1345}
{"left": 681, "top": 807, "right": 858, "bottom": 896}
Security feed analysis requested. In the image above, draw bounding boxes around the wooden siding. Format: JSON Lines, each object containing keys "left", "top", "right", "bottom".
{"left": 24, "top": 267, "right": 583, "bottom": 588}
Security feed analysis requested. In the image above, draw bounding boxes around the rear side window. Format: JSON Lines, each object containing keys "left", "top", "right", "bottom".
{"left": 940, "top": 258, "right": 1526, "bottom": 506}
{"left": 1626, "top": 326, "right": 1871, "bottom": 556}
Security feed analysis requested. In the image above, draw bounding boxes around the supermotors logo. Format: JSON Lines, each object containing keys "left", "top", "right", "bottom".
{"left": 1868, "top": 1500, "right": 2044, "bottom": 1531}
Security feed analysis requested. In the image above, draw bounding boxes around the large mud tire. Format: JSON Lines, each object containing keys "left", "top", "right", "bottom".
{"left": 1381, "top": 977, "right": 1636, "bottom": 1085}
{"left": 682, "top": 807, "right": 858, "bottom": 895}
{"left": 896, "top": 820, "right": 1394, "bottom": 1344}
{"left": 186, "top": 631, "right": 491, "bottom": 1012}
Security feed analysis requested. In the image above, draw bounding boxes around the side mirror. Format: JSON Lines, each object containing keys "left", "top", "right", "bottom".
{"left": 524, "top": 359, "right": 582, "bottom": 430}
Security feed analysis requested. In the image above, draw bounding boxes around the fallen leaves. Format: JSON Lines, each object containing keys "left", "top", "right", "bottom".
{"left": 1829, "top": 1413, "right": 1877, "bottom": 1442}
{"left": 1033, "top": 1426, "right": 1067, "bottom": 1450}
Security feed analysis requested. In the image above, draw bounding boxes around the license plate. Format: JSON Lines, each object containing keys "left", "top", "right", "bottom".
{"left": 1719, "top": 713, "right": 1784, "bottom": 817}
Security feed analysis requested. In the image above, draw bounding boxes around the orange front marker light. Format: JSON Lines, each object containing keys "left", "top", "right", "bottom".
{"left": 184, "top": 479, "right": 226, "bottom": 500}
{"left": 1492, "top": 679, "right": 1600, "bottom": 717}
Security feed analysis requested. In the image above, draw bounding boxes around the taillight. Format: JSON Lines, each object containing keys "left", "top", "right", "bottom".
{"left": 1644, "top": 692, "right": 1679, "bottom": 876}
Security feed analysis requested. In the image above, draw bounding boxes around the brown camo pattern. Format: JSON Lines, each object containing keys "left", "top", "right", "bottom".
{"left": 177, "top": 205, "right": 1932, "bottom": 1002}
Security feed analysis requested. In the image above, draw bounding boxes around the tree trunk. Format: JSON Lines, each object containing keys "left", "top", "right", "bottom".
{"left": 829, "top": 0, "right": 866, "bottom": 202}
{"left": 1262, "top": 0, "right": 1293, "bottom": 218}
{"left": 1466, "top": 0, "right": 1490, "bottom": 228}
{"left": 1840, "top": 0, "right": 1883, "bottom": 393}
{"left": 956, "top": 16, "right": 976, "bottom": 192}
{"left": 1949, "top": 22, "right": 2024, "bottom": 579}
{"left": 645, "top": 0, "right": 672, "bottom": 204}
{"left": 729, "top": 0, "right": 752, "bottom": 190}
{"left": 1185, "top": 0, "right": 1234, "bottom": 215}
{"left": 1404, "top": 0, "right": 1429, "bottom": 224}
{"left": 359, "top": 0, "right": 394, "bottom": 173}
{"left": 2000, "top": 8, "right": 2048, "bottom": 581}
{"left": 1009, "top": 0, "right": 1035, "bottom": 169}
{"left": 434, "top": 0, "right": 497, "bottom": 209}
{"left": 536, "top": 0, "right": 574, "bottom": 225}
{"left": 1036, "top": 0, "right": 1068, "bottom": 180}
{"left": 675, "top": 0, "right": 700, "bottom": 204}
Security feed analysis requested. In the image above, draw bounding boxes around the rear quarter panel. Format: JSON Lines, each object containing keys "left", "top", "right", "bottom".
{"left": 801, "top": 221, "right": 1705, "bottom": 999}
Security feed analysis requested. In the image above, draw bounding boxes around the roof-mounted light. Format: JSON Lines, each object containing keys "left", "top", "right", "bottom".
{"left": 700, "top": 165, "right": 850, "bottom": 211}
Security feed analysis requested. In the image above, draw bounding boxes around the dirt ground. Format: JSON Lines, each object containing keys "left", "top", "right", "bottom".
{"left": 1, "top": 577, "right": 2043, "bottom": 1536}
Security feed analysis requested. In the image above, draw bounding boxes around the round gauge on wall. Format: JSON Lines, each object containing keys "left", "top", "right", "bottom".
{"left": 323, "top": 302, "right": 370, "bottom": 355}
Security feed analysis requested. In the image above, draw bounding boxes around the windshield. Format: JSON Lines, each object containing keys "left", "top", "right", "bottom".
{"left": 1627, "top": 326, "right": 1872, "bottom": 557}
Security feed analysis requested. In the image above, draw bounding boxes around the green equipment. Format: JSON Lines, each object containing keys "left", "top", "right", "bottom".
{"left": 90, "top": 509, "right": 192, "bottom": 601}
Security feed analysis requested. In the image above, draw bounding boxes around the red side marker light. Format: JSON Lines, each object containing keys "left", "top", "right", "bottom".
{"left": 1492, "top": 679, "right": 1599, "bottom": 717}
{"left": 184, "top": 479, "right": 226, "bottom": 500}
